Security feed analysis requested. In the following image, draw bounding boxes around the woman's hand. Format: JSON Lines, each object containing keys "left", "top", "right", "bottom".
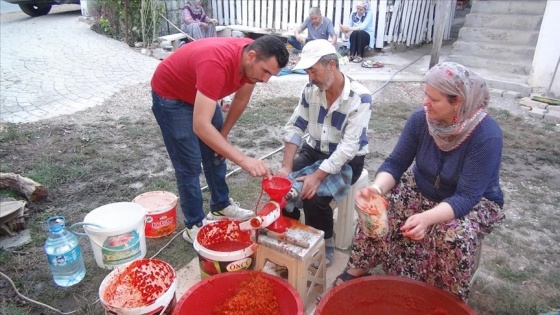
{"left": 357, "top": 185, "right": 379, "bottom": 200}
{"left": 200, "top": 22, "right": 208, "bottom": 29}
{"left": 210, "top": 18, "right": 218, "bottom": 24}
{"left": 400, "top": 213, "right": 430, "bottom": 240}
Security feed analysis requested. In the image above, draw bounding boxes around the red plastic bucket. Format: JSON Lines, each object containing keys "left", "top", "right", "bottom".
{"left": 172, "top": 270, "right": 303, "bottom": 315}
{"left": 133, "top": 191, "right": 178, "bottom": 238}
{"left": 315, "top": 275, "right": 476, "bottom": 315}
{"left": 193, "top": 220, "right": 257, "bottom": 279}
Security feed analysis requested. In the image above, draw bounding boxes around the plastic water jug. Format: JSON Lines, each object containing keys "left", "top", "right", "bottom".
{"left": 44, "top": 216, "right": 86, "bottom": 287}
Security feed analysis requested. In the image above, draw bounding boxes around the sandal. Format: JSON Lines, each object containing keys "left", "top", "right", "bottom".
{"left": 333, "top": 269, "right": 371, "bottom": 287}
{"left": 352, "top": 56, "right": 363, "bottom": 63}
{"left": 312, "top": 245, "right": 335, "bottom": 269}
{"left": 361, "top": 60, "right": 383, "bottom": 68}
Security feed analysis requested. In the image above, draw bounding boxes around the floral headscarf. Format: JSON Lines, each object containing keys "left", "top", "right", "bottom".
{"left": 352, "top": 1, "right": 370, "bottom": 23}
{"left": 184, "top": 1, "right": 206, "bottom": 21}
{"left": 424, "top": 62, "right": 489, "bottom": 152}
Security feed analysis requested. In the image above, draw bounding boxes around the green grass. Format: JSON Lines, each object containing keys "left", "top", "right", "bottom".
{"left": 1, "top": 92, "right": 559, "bottom": 314}
{"left": 29, "top": 156, "right": 90, "bottom": 187}
{"left": 238, "top": 97, "right": 295, "bottom": 128}
{"left": 0, "top": 302, "right": 31, "bottom": 315}
{"left": 0, "top": 123, "right": 35, "bottom": 144}
{"left": 0, "top": 189, "right": 20, "bottom": 199}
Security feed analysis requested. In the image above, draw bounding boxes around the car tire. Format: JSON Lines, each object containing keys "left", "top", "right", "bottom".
{"left": 18, "top": 3, "right": 52, "bottom": 17}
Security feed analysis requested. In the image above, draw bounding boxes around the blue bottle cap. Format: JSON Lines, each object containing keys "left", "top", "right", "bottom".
{"left": 46, "top": 216, "right": 66, "bottom": 232}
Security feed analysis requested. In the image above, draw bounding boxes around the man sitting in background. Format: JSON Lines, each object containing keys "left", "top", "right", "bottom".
{"left": 287, "top": 7, "right": 337, "bottom": 53}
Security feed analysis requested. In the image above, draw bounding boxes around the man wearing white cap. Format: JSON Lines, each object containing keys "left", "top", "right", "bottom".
{"left": 277, "top": 39, "right": 372, "bottom": 267}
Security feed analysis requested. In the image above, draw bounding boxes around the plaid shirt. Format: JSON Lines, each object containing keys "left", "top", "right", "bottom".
{"left": 284, "top": 75, "right": 372, "bottom": 174}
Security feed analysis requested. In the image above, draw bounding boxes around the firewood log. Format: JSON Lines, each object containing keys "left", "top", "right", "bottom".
{"left": 0, "top": 173, "right": 48, "bottom": 202}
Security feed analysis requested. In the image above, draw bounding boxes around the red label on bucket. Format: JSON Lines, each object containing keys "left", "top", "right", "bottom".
{"left": 133, "top": 191, "right": 178, "bottom": 238}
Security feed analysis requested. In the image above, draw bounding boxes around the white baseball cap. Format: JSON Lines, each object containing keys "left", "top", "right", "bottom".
{"left": 292, "top": 39, "right": 337, "bottom": 70}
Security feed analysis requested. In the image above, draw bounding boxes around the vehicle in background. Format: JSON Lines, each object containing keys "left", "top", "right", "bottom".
{"left": 2, "top": 0, "right": 79, "bottom": 17}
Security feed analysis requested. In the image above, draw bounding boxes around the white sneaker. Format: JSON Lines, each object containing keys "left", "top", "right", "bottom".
{"left": 205, "top": 198, "right": 254, "bottom": 221}
{"left": 182, "top": 224, "right": 202, "bottom": 244}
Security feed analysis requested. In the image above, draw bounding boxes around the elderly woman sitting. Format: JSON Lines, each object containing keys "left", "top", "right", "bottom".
{"left": 181, "top": 0, "right": 218, "bottom": 40}
{"left": 339, "top": 1, "right": 375, "bottom": 63}
{"left": 334, "top": 62, "right": 506, "bottom": 301}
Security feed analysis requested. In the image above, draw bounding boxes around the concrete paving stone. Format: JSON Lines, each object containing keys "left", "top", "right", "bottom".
{"left": 544, "top": 110, "right": 560, "bottom": 123}
{"left": 78, "top": 92, "right": 95, "bottom": 100}
{"left": 528, "top": 107, "right": 547, "bottom": 119}
{"left": 520, "top": 97, "right": 548, "bottom": 109}
{"left": 547, "top": 104, "right": 560, "bottom": 113}
{"left": 59, "top": 98, "right": 80, "bottom": 108}
{"left": 2, "top": 106, "right": 20, "bottom": 114}
{"left": 503, "top": 90, "right": 521, "bottom": 99}
{"left": 489, "top": 88, "right": 504, "bottom": 97}
{"left": 90, "top": 96, "right": 105, "bottom": 104}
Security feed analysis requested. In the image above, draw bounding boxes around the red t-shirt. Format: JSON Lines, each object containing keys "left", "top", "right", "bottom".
{"left": 151, "top": 37, "right": 253, "bottom": 104}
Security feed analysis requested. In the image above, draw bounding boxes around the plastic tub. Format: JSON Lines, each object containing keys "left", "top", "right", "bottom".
{"left": 133, "top": 191, "right": 178, "bottom": 238}
{"left": 173, "top": 270, "right": 303, "bottom": 315}
{"left": 193, "top": 220, "right": 257, "bottom": 279}
{"left": 99, "top": 258, "right": 176, "bottom": 314}
{"left": 315, "top": 275, "right": 476, "bottom": 315}
{"left": 83, "top": 202, "right": 146, "bottom": 269}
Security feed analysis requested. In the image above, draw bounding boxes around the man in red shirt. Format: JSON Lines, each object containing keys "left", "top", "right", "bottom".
{"left": 151, "top": 35, "right": 289, "bottom": 243}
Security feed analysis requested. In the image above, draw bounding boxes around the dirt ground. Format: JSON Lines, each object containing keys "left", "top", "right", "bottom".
{"left": 1, "top": 79, "right": 559, "bottom": 314}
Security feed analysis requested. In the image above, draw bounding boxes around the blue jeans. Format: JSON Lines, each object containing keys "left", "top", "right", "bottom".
{"left": 287, "top": 36, "right": 308, "bottom": 51}
{"left": 151, "top": 91, "right": 230, "bottom": 228}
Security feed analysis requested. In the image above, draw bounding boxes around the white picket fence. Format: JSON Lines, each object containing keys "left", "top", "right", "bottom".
{"left": 205, "top": 0, "right": 455, "bottom": 48}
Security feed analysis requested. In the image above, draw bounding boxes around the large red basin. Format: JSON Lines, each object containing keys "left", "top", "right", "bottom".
{"left": 172, "top": 270, "right": 303, "bottom": 315}
{"left": 315, "top": 275, "right": 476, "bottom": 315}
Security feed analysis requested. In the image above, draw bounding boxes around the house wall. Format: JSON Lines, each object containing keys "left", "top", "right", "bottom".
{"left": 159, "top": 0, "right": 186, "bottom": 34}
{"left": 529, "top": 0, "right": 560, "bottom": 97}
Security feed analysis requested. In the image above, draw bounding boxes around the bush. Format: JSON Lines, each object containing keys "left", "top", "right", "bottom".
{"left": 91, "top": 0, "right": 163, "bottom": 47}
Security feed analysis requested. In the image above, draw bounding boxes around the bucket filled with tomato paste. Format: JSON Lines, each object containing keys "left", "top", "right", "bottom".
{"left": 173, "top": 270, "right": 303, "bottom": 315}
{"left": 133, "top": 191, "right": 178, "bottom": 238}
{"left": 99, "top": 258, "right": 177, "bottom": 315}
{"left": 315, "top": 275, "right": 476, "bottom": 315}
{"left": 193, "top": 219, "right": 257, "bottom": 279}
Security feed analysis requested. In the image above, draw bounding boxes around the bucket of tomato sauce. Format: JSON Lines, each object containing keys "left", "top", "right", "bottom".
{"left": 193, "top": 219, "right": 257, "bottom": 279}
{"left": 99, "top": 258, "right": 176, "bottom": 315}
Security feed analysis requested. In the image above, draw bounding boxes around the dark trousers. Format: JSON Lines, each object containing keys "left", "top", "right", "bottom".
{"left": 349, "top": 30, "right": 371, "bottom": 57}
{"left": 287, "top": 36, "right": 310, "bottom": 51}
{"left": 283, "top": 143, "right": 364, "bottom": 239}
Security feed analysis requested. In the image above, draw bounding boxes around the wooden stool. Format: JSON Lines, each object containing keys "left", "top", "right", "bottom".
{"left": 255, "top": 219, "right": 326, "bottom": 306}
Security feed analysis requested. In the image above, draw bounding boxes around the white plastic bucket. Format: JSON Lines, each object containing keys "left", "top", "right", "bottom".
{"left": 99, "top": 258, "right": 177, "bottom": 315}
{"left": 132, "top": 191, "right": 178, "bottom": 238}
{"left": 193, "top": 220, "right": 257, "bottom": 279}
{"left": 83, "top": 202, "right": 147, "bottom": 270}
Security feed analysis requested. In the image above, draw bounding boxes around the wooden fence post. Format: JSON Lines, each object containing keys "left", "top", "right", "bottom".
{"left": 429, "top": 0, "right": 453, "bottom": 68}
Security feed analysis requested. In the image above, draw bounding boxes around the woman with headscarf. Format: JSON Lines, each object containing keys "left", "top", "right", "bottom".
{"left": 181, "top": 0, "right": 218, "bottom": 40}
{"left": 333, "top": 62, "right": 506, "bottom": 301}
{"left": 339, "top": 1, "right": 375, "bottom": 63}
